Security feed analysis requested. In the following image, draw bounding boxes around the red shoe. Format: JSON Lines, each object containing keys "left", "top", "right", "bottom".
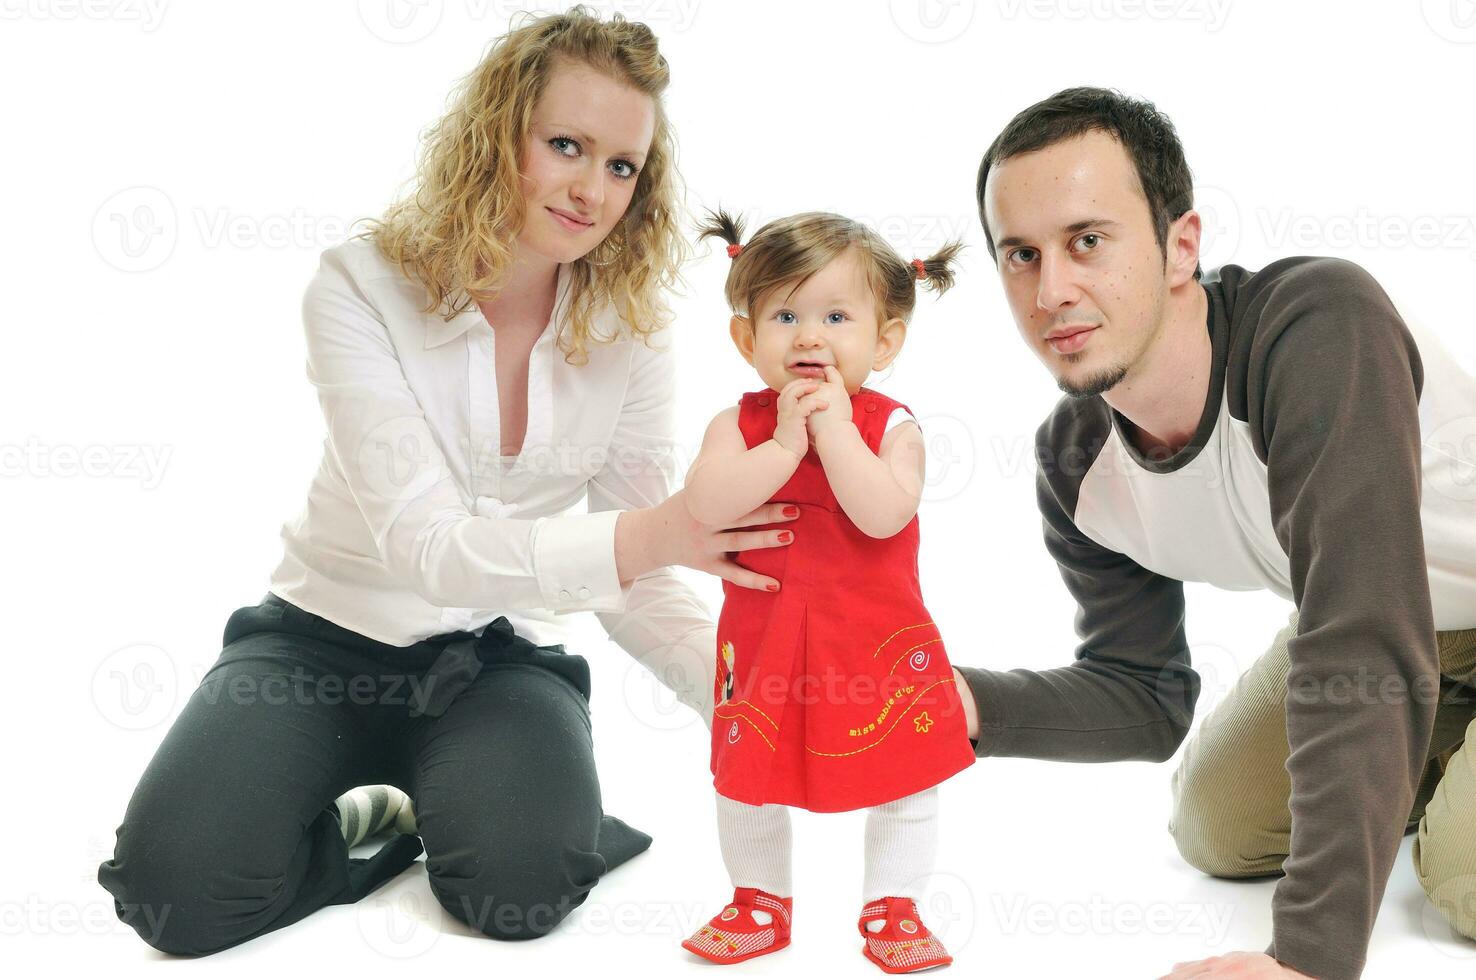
{"left": 681, "top": 886, "right": 793, "bottom": 964}
{"left": 858, "top": 896, "right": 953, "bottom": 973}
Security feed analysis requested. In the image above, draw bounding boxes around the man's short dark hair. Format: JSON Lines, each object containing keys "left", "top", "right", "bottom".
{"left": 976, "top": 86, "right": 1201, "bottom": 281}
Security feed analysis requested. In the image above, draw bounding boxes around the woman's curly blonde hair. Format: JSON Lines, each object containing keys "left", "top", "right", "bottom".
{"left": 357, "top": 6, "right": 687, "bottom": 365}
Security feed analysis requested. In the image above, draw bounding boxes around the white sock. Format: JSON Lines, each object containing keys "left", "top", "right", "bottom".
{"left": 862, "top": 787, "right": 939, "bottom": 932}
{"left": 715, "top": 792, "right": 792, "bottom": 925}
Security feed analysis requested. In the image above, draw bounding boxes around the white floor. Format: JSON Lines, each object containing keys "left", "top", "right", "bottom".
{"left": 53, "top": 614, "right": 1476, "bottom": 979}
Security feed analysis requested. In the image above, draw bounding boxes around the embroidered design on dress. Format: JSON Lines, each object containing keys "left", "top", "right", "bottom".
{"left": 719, "top": 640, "right": 736, "bottom": 704}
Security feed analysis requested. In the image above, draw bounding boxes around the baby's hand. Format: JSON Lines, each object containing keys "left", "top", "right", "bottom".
{"left": 804, "top": 366, "right": 853, "bottom": 441}
{"left": 773, "top": 378, "right": 826, "bottom": 459}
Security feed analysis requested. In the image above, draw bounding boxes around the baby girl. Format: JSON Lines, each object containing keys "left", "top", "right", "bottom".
{"left": 679, "top": 209, "right": 975, "bottom": 973}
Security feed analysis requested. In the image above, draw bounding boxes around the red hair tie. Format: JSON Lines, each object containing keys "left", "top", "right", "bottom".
{"left": 911, "top": 258, "right": 926, "bottom": 280}
{"left": 726, "top": 243, "right": 743, "bottom": 258}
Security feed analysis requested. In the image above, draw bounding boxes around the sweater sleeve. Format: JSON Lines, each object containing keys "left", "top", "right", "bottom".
{"left": 1247, "top": 259, "right": 1438, "bottom": 980}
{"left": 954, "top": 406, "right": 1199, "bottom": 763}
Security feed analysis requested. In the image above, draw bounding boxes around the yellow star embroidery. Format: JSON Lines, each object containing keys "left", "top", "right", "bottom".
{"left": 914, "top": 711, "right": 934, "bottom": 734}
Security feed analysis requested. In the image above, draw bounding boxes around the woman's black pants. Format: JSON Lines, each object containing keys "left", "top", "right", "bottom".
{"left": 96, "top": 592, "right": 652, "bottom": 955}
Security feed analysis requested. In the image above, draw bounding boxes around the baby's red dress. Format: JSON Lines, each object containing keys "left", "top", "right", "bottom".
{"left": 710, "top": 386, "right": 975, "bottom": 812}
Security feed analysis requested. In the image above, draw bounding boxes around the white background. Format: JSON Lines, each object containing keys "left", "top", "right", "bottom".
{"left": 5, "top": 0, "right": 1476, "bottom": 976}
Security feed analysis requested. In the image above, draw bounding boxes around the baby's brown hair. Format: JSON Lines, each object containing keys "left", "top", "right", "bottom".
{"left": 697, "top": 209, "right": 962, "bottom": 327}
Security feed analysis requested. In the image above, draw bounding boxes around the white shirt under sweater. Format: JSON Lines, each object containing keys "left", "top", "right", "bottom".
{"left": 268, "top": 238, "right": 719, "bottom": 718}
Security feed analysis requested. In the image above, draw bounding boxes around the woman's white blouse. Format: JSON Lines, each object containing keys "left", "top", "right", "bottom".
{"left": 268, "top": 238, "right": 716, "bottom": 710}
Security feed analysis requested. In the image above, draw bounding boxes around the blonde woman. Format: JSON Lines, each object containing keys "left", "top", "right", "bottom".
{"left": 96, "top": 8, "right": 796, "bottom": 955}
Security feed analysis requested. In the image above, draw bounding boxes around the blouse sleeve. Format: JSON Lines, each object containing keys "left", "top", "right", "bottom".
{"left": 589, "top": 329, "right": 717, "bottom": 726}
{"left": 302, "top": 246, "right": 626, "bottom": 614}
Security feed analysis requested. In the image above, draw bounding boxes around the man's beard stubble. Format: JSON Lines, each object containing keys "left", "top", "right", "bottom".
{"left": 1056, "top": 354, "right": 1129, "bottom": 399}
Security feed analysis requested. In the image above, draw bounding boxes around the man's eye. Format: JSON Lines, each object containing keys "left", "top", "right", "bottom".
{"left": 1009, "top": 248, "right": 1037, "bottom": 264}
{"left": 1074, "top": 233, "right": 1101, "bottom": 251}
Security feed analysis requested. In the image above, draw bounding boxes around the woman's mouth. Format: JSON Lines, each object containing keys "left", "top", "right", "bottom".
{"left": 547, "top": 207, "right": 594, "bottom": 233}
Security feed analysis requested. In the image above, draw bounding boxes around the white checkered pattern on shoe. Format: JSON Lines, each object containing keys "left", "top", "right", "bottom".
{"left": 865, "top": 932, "right": 950, "bottom": 971}
{"left": 755, "top": 892, "right": 791, "bottom": 927}
{"left": 685, "top": 923, "right": 778, "bottom": 960}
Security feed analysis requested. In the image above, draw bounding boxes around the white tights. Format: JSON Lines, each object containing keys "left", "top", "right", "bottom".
{"left": 714, "top": 787, "right": 939, "bottom": 923}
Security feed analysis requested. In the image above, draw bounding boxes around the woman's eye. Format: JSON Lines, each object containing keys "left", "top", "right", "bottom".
{"left": 610, "top": 159, "right": 638, "bottom": 180}
{"left": 550, "top": 136, "right": 579, "bottom": 157}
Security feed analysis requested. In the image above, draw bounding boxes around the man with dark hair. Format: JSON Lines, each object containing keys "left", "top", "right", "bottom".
{"left": 951, "top": 86, "right": 1476, "bottom": 979}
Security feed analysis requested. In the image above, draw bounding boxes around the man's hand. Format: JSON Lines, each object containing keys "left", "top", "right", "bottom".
{"left": 1158, "top": 952, "right": 1313, "bottom": 979}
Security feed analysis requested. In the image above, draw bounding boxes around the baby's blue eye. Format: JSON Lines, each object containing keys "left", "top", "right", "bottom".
{"left": 826, "top": 312, "right": 846, "bottom": 324}
{"left": 777, "top": 311, "right": 796, "bottom": 324}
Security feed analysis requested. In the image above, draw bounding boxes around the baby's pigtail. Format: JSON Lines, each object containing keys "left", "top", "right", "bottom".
{"left": 697, "top": 207, "right": 747, "bottom": 253}
{"left": 915, "top": 240, "right": 965, "bottom": 296}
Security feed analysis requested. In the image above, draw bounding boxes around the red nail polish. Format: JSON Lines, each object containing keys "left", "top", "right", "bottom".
{"left": 783, "top": 505, "right": 799, "bottom": 517}
{"left": 778, "top": 530, "right": 793, "bottom": 543}
{"left": 766, "top": 583, "right": 779, "bottom": 592}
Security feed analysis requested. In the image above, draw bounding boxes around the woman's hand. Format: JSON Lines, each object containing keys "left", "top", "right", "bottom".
{"left": 618, "top": 490, "right": 798, "bottom": 591}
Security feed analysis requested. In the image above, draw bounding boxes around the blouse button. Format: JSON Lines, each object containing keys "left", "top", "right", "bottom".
{"left": 577, "top": 586, "right": 591, "bottom": 599}
{"left": 558, "top": 589, "right": 572, "bottom": 601}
